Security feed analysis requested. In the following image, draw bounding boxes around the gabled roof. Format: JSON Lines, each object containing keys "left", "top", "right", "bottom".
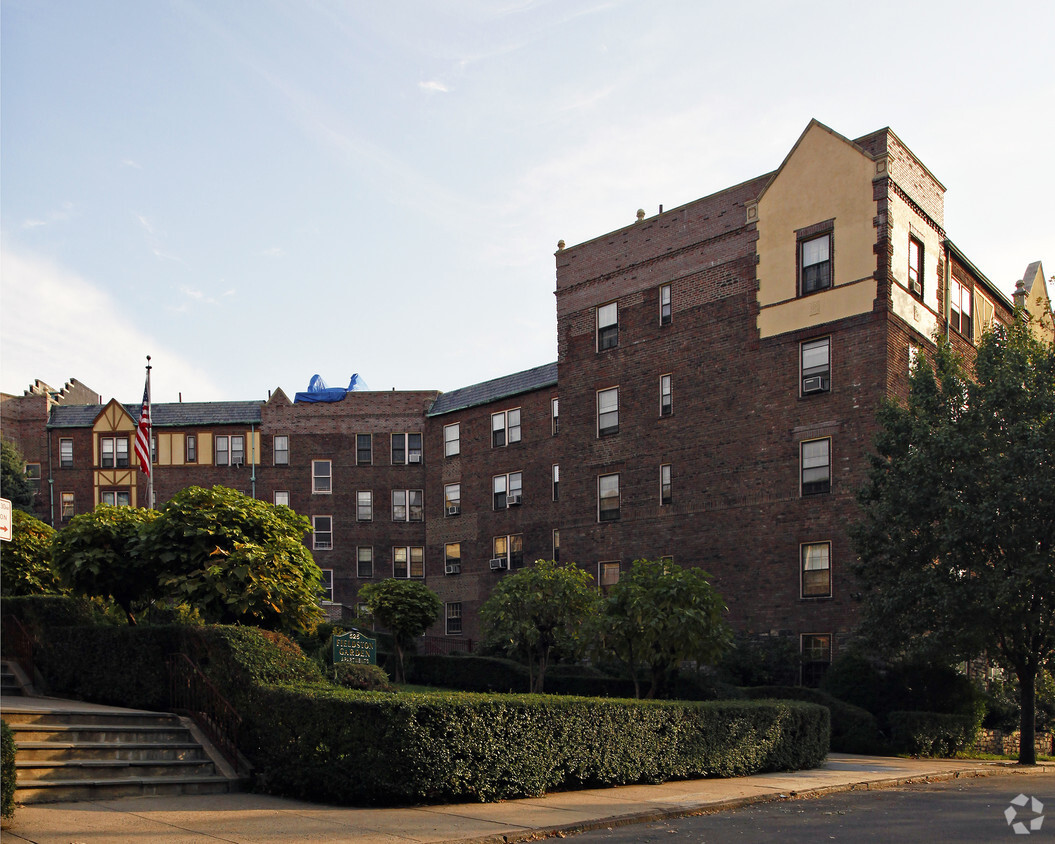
{"left": 428, "top": 362, "right": 558, "bottom": 417}
{"left": 48, "top": 400, "right": 263, "bottom": 429}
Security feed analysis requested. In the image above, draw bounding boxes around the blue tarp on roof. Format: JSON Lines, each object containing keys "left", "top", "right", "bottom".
{"left": 294, "top": 374, "right": 369, "bottom": 403}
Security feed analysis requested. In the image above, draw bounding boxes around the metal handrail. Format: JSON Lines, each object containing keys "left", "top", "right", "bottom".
{"left": 1, "top": 614, "right": 35, "bottom": 682}
{"left": 166, "top": 653, "right": 242, "bottom": 774}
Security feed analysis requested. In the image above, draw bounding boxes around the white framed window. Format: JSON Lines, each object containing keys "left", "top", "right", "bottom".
{"left": 357, "top": 490, "right": 372, "bottom": 521}
{"left": 100, "top": 437, "right": 130, "bottom": 469}
{"left": 660, "top": 464, "right": 672, "bottom": 505}
{"left": 801, "top": 337, "right": 831, "bottom": 395}
{"left": 444, "top": 483, "right": 461, "bottom": 516}
{"left": 660, "top": 374, "right": 672, "bottom": 416}
{"left": 312, "top": 515, "right": 333, "bottom": 551}
{"left": 800, "top": 232, "right": 832, "bottom": 294}
{"left": 393, "top": 546, "right": 424, "bottom": 579}
{"left": 59, "top": 438, "right": 74, "bottom": 468}
{"left": 231, "top": 435, "right": 245, "bottom": 466}
{"left": 552, "top": 528, "right": 560, "bottom": 562}
{"left": 801, "top": 439, "right": 831, "bottom": 496}
{"left": 599, "top": 561, "right": 621, "bottom": 588}
{"left": 391, "top": 433, "right": 423, "bottom": 465}
{"left": 908, "top": 236, "right": 923, "bottom": 297}
{"left": 185, "top": 434, "right": 197, "bottom": 463}
{"left": 597, "top": 301, "right": 618, "bottom": 350}
{"left": 801, "top": 633, "right": 832, "bottom": 687}
{"left": 215, "top": 435, "right": 229, "bottom": 466}
{"left": 597, "top": 387, "right": 618, "bottom": 436}
{"left": 801, "top": 542, "right": 832, "bottom": 598}
{"left": 444, "top": 543, "right": 461, "bottom": 575}
{"left": 356, "top": 433, "right": 372, "bottom": 465}
{"left": 357, "top": 546, "right": 373, "bottom": 578}
{"left": 100, "top": 490, "right": 131, "bottom": 507}
{"left": 552, "top": 464, "right": 560, "bottom": 501}
{"left": 274, "top": 490, "right": 290, "bottom": 507}
{"left": 60, "top": 491, "right": 75, "bottom": 520}
{"left": 392, "top": 489, "right": 423, "bottom": 522}
{"left": 319, "top": 569, "right": 334, "bottom": 603}
{"left": 25, "top": 463, "right": 41, "bottom": 495}
{"left": 493, "top": 534, "right": 524, "bottom": 570}
{"left": 598, "top": 473, "right": 620, "bottom": 522}
{"left": 444, "top": 423, "right": 460, "bottom": 457}
{"left": 551, "top": 398, "right": 559, "bottom": 435}
{"left": 445, "top": 602, "right": 463, "bottom": 635}
{"left": 312, "top": 459, "right": 332, "bottom": 493}
{"left": 274, "top": 435, "right": 289, "bottom": 465}
{"left": 491, "top": 409, "right": 521, "bottom": 447}
{"left": 492, "top": 472, "right": 523, "bottom": 509}
{"left": 659, "top": 283, "right": 671, "bottom": 325}
{"left": 950, "top": 278, "right": 973, "bottom": 339}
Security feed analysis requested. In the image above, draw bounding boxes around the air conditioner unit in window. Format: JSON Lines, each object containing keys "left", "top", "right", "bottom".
{"left": 446, "top": 505, "right": 460, "bottom": 516}
{"left": 802, "top": 376, "right": 829, "bottom": 395}
{"left": 408, "top": 452, "right": 422, "bottom": 464}
{"left": 910, "top": 279, "right": 922, "bottom": 296}
{"left": 506, "top": 494, "right": 522, "bottom": 506}
{"left": 489, "top": 558, "right": 506, "bottom": 571}
{"left": 445, "top": 563, "right": 461, "bottom": 575}
{"left": 232, "top": 461, "right": 244, "bottom": 469}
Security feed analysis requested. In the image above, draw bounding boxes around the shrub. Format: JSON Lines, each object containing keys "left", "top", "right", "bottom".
{"left": 742, "top": 685, "right": 887, "bottom": 755}
{"left": 243, "top": 688, "right": 829, "bottom": 805}
{"left": 1, "top": 719, "right": 15, "bottom": 819}
{"left": 717, "top": 634, "right": 800, "bottom": 687}
{"left": 333, "top": 663, "right": 392, "bottom": 691}
{"left": 407, "top": 654, "right": 531, "bottom": 693}
{"left": 1, "top": 595, "right": 108, "bottom": 637}
{"left": 889, "top": 711, "right": 979, "bottom": 756}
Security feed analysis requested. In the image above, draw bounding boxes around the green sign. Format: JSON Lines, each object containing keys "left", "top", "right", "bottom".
{"left": 333, "top": 629, "right": 377, "bottom": 665}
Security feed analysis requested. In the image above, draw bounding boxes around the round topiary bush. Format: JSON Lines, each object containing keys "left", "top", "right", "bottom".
{"left": 333, "top": 663, "right": 393, "bottom": 692}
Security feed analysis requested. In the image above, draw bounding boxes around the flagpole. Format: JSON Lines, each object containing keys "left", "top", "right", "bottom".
{"left": 145, "top": 356, "right": 153, "bottom": 510}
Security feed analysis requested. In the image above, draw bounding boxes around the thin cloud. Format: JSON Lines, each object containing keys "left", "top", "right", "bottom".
{"left": 21, "top": 202, "right": 74, "bottom": 230}
{"left": 261, "top": 246, "right": 286, "bottom": 257}
{"left": 419, "top": 80, "right": 449, "bottom": 93}
{"left": 122, "top": 159, "right": 143, "bottom": 169}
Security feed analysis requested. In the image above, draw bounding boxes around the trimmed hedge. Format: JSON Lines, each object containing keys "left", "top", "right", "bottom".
{"left": 889, "top": 710, "right": 979, "bottom": 756}
{"left": 1, "top": 595, "right": 105, "bottom": 636}
{"left": 1, "top": 719, "right": 15, "bottom": 819}
{"left": 742, "top": 686, "right": 886, "bottom": 755}
{"left": 408, "top": 654, "right": 531, "bottom": 693}
{"left": 243, "top": 686, "right": 829, "bottom": 805}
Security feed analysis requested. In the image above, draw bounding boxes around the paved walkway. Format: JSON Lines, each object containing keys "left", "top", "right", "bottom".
{"left": 4, "top": 752, "right": 1051, "bottom": 843}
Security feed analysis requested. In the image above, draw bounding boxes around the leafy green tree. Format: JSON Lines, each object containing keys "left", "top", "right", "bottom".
{"left": 147, "top": 486, "right": 325, "bottom": 635}
{"left": 357, "top": 579, "right": 441, "bottom": 683}
{"left": 480, "top": 559, "right": 598, "bottom": 693}
{"left": 1, "top": 509, "right": 61, "bottom": 596}
{"left": 595, "top": 558, "right": 732, "bottom": 698}
{"left": 1, "top": 438, "right": 33, "bottom": 513}
{"left": 51, "top": 505, "right": 159, "bottom": 623}
{"left": 852, "top": 318, "right": 1055, "bottom": 765}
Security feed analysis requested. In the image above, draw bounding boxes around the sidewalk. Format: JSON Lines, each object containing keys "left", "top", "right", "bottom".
{"left": 4, "top": 753, "right": 1051, "bottom": 844}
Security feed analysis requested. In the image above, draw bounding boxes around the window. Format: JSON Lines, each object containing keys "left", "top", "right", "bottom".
{"left": 801, "top": 633, "right": 832, "bottom": 687}
{"left": 800, "top": 233, "right": 831, "bottom": 294}
{"left": 444, "top": 483, "right": 461, "bottom": 516}
{"left": 59, "top": 438, "right": 73, "bottom": 468}
{"left": 357, "top": 491, "right": 372, "bottom": 521}
{"left": 597, "top": 387, "right": 618, "bottom": 436}
{"left": 356, "top": 603, "right": 371, "bottom": 618}
{"left": 274, "top": 435, "right": 289, "bottom": 466}
{"left": 151, "top": 436, "right": 157, "bottom": 465}
{"left": 100, "top": 437, "right": 129, "bottom": 469}
{"left": 116, "top": 438, "right": 129, "bottom": 468}
{"left": 274, "top": 491, "right": 290, "bottom": 507}
{"left": 552, "top": 529, "right": 560, "bottom": 563}
{"left": 312, "top": 516, "right": 333, "bottom": 551}
{"left": 231, "top": 435, "right": 245, "bottom": 466}
{"left": 801, "top": 338, "right": 831, "bottom": 395}
{"left": 445, "top": 602, "right": 463, "bottom": 635}
{"left": 598, "top": 473, "right": 620, "bottom": 522}
{"left": 551, "top": 398, "right": 559, "bottom": 435}
{"left": 391, "top": 433, "right": 422, "bottom": 465}
{"left": 597, "top": 301, "right": 618, "bottom": 350}
{"left": 100, "top": 490, "right": 131, "bottom": 507}
{"left": 312, "top": 460, "right": 332, "bottom": 493}
{"left": 26, "top": 463, "right": 41, "bottom": 495}
{"left": 186, "top": 435, "right": 197, "bottom": 463}
{"left": 802, "top": 542, "right": 832, "bottom": 598}
{"left": 60, "top": 492, "right": 74, "bottom": 520}
{"left": 319, "top": 569, "right": 333, "bottom": 603}
{"left": 801, "top": 439, "right": 831, "bottom": 496}
{"left": 213, "top": 435, "right": 228, "bottom": 466}
{"left": 660, "top": 375, "right": 672, "bottom": 416}
{"left": 357, "top": 546, "right": 373, "bottom": 578}
{"left": 393, "top": 546, "right": 424, "bottom": 579}
{"left": 445, "top": 543, "right": 461, "bottom": 575}
{"left": 950, "top": 278, "right": 973, "bottom": 338}
{"left": 491, "top": 409, "right": 521, "bottom": 447}
{"left": 600, "top": 562, "right": 621, "bottom": 588}
{"left": 660, "top": 464, "right": 672, "bottom": 505}
{"left": 444, "top": 423, "right": 460, "bottom": 457}
{"left": 552, "top": 464, "right": 560, "bottom": 501}
{"left": 356, "top": 434, "right": 372, "bottom": 465}
{"left": 659, "top": 284, "right": 671, "bottom": 325}
{"left": 908, "top": 236, "right": 923, "bottom": 297}
{"left": 493, "top": 535, "right": 524, "bottom": 569}
{"left": 392, "top": 490, "right": 423, "bottom": 522}
{"left": 493, "top": 472, "right": 522, "bottom": 509}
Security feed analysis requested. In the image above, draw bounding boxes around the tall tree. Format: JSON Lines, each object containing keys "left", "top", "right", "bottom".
{"left": 1, "top": 510, "right": 61, "bottom": 596}
{"left": 852, "top": 317, "right": 1055, "bottom": 764}
{"left": 1, "top": 438, "right": 33, "bottom": 513}
{"left": 595, "top": 558, "right": 732, "bottom": 698}
{"left": 357, "top": 579, "right": 441, "bottom": 683}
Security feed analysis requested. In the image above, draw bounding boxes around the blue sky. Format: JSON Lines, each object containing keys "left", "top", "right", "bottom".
{"left": 3, "top": 0, "right": 1053, "bottom": 403}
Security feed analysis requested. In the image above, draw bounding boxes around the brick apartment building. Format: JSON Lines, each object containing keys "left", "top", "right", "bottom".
{"left": 4, "top": 120, "right": 1052, "bottom": 681}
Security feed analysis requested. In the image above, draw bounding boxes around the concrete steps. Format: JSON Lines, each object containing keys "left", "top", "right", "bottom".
{"left": 1, "top": 660, "right": 27, "bottom": 696}
{"left": 2, "top": 701, "right": 240, "bottom": 803}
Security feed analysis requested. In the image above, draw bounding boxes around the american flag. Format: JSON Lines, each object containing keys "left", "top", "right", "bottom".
{"left": 134, "top": 376, "right": 151, "bottom": 476}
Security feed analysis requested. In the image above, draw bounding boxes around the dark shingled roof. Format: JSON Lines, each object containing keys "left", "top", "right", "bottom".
{"left": 48, "top": 401, "right": 263, "bottom": 429}
{"left": 428, "top": 362, "right": 557, "bottom": 417}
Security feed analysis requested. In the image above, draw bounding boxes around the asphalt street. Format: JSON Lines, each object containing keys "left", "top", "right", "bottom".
{"left": 569, "top": 772, "right": 1055, "bottom": 843}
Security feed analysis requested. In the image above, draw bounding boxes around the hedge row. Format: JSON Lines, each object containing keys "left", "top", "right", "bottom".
{"left": 888, "top": 710, "right": 979, "bottom": 756}
{"left": 1, "top": 720, "right": 15, "bottom": 819}
{"left": 242, "top": 685, "right": 829, "bottom": 805}
{"left": 741, "top": 686, "right": 886, "bottom": 755}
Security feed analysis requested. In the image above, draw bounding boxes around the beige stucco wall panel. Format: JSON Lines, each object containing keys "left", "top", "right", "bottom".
{"left": 890, "top": 282, "right": 940, "bottom": 344}
{"left": 888, "top": 193, "right": 943, "bottom": 316}
{"left": 758, "top": 279, "right": 877, "bottom": 338}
